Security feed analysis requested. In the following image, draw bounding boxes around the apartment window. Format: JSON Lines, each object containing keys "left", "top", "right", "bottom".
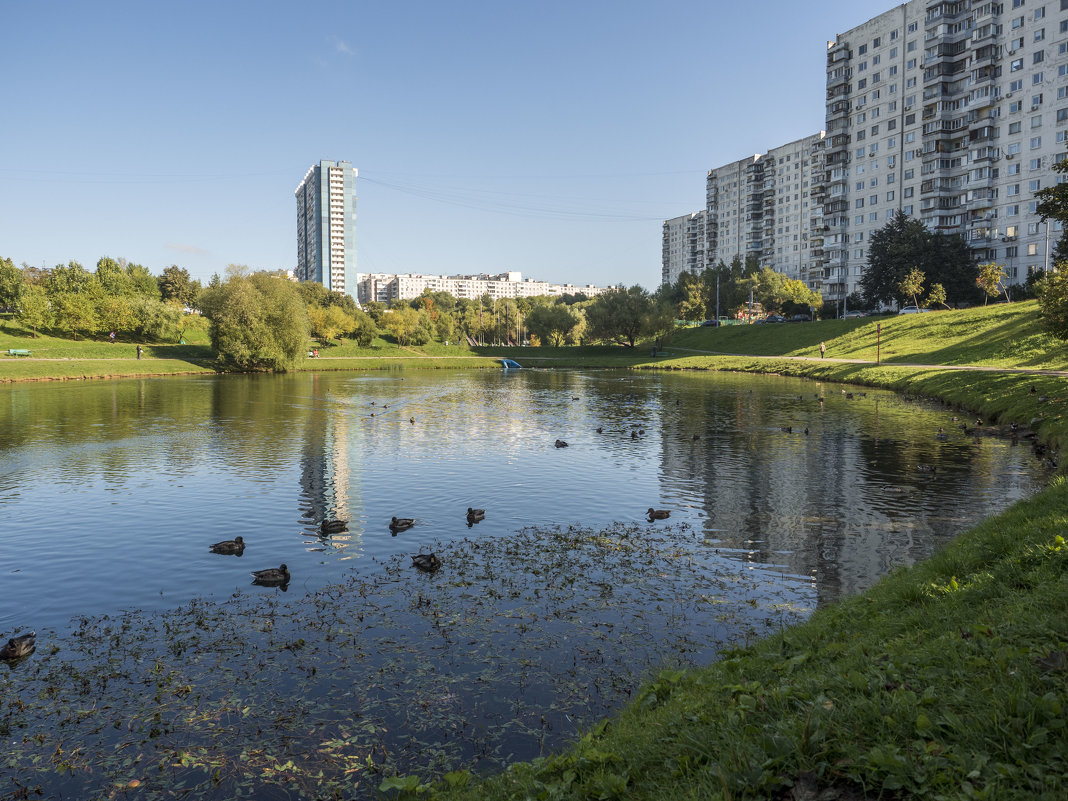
{"left": 859, "top": 44, "right": 868, "bottom": 55}
{"left": 1035, "top": 6, "right": 1045, "bottom": 18}
{"left": 1007, "top": 204, "right": 1020, "bottom": 215}
{"left": 1009, "top": 121, "right": 1023, "bottom": 133}
{"left": 904, "top": 169, "right": 914, "bottom": 179}
{"left": 1034, "top": 51, "right": 1045, "bottom": 64}
{"left": 1032, "top": 136, "right": 1043, "bottom": 148}
{"left": 856, "top": 198, "right": 865, "bottom": 208}
{"left": 1029, "top": 221, "right": 1041, "bottom": 234}
{"left": 857, "top": 147, "right": 867, "bottom": 157}
{"left": 888, "top": 119, "right": 898, "bottom": 131}
{"left": 1008, "top": 183, "right": 1021, "bottom": 195}
{"left": 907, "top": 58, "right": 917, "bottom": 69}
{"left": 1012, "top": 0, "right": 1024, "bottom": 7}
{"left": 858, "top": 78, "right": 868, "bottom": 89}
{"left": 889, "top": 65, "right": 898, "bottom": 77}
{"left": 904, "top": 186, "right": 914, "bottom": 197}
{"left": 1013, "top": 36, "right": 1025, "bottom": 49}
{"left": 891, "top": 29, "right": 899, "bottom": 39}
{"left": 870, "top": 177, "right": 879, "bottom": 187}
{"left": 857, "top": 130, "right": 867, "bottom": 141}
{"left": 907, "top": 39, "right": 916, "bottom": 51}
{"left": 1032, "top": 158, "right": 1043, "bottom": 170}
{"left": 1033, "top": 114, "right": 1043, "bottom": 127}
{"left": 1035, "top": 28, "right": 1046, "bottom": 41}
{"left": 908, "top": 22, "right": 917, "bottom": 32}
{"left": 1011, "top": 58, "right": 1024, "bottom": 70}
{"left": 1006, "top": 245, "right": 1019, "bottom": 257}
{"left": 886, "top": 191, "right": 896, "bottom": 201}
{"left": 890, "top": 46, "right": 898, "bottom": 58}
{"left": 1030, "top": 179, "right": 1042, "bottom": 191}
{"left": 1011, "top": 101, "right": 1023, "bottom": 112}
{"left": 904, "top": 204, "right": 913, "bottom": 214}
{"left": 854, "top": 232, "right": 864, "bottom": 243}
{"left": 869, "top": 213, "right": 878, "bottom": 222}
{"left": 1009, "top": 162, "right": 1022, "bottom": 174}
{"left": 873, "top": 37, "right": 881, "bottom": 47}
{"left": 905, "top": 132, "right": 915, "bottom": 143}
{"left": 856, "top": 181, "right": 866, "bottom": 191}
{"left": 1011, "top": 79, "right": 1024, "bottom": 91}
{"left": 1058, "top": 108, "right": 1068, "bottom": 121}
{"left": 1029, "top": 201, "right": 1039, "bottom": 212}
{"left": 1012, "top": 16, "right": 1025, "bottom": 28}
{"left": 1008, "top": 142, "right": 1022, "bottom": 153}
{"left": 858, "top": 61, "right": 868, "bottom": 71}
{"left": 873, "top": 55, "right": 881, "bottom": 66}
{"left": 1028, "top": 243, "right": 1039, "bottom": 256}
{"left": 888, "top": 167, "right": 897, "bottom": 178}
{"left": 856, "top": 215, "right": 865, "bottom": 224}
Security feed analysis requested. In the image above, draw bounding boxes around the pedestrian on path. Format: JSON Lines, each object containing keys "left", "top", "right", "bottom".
{"left": 820, "top": 341, "right": 826, "bottom": 359}
{"left": 136, "top": 345, "right": 143, "bottom": 360}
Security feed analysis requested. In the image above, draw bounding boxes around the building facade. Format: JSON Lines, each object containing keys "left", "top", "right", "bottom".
{"left": 354, "top": 271, "right": 610, "bottom": 305}
{"left": 295, "top": 160, "right": 358, "bottom": 296}
{"left": 697, "top": 132, "right": 828, "bottom": 289}
{"left": 664, "top": 0, "right": 1068, "bottom": 299}
{"left": 661, "top": 211, "right": 707, "bottom": 285}
{"left": 824, "top": 0, "right": 1067, "bottom": 301}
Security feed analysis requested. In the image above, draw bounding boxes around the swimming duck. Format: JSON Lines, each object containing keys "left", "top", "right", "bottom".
{"left": 390, "top": 517, "right": 415, "bottom": 532}
{"left": 412, "top": 553, "right": 442, "bottom": 572}
{"left": 410, "top": 417, "right": 415, "bottom": 424}
{"left": 209, "top": 536, "right": 245, "bottom": 555}
{"left": 596, "top": 426, "right": 603, "bottom": 433}
{"left": 916, "top": 464, "right": 937, "bottom": 473}
{"left": 320, "top": 519, "right": 348, "bottom": 535}
{"left": 647, "top": 508, "right": 670, "bottom": 520}
{"left": 780, "top": 426, "right": 793, "bottom": 433}
{"left": 0, "top": 631, "right": 35, "bottom": 661}
{"left": 555, "top": 439, "right": 568, "bottom": 448}
{"left": 251, "top": 564, "right": 290, "bottom": 585}
{"left": 466, "top": 507, "right": 486, "bottom": 522}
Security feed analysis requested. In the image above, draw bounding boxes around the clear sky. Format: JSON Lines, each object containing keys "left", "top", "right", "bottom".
{"left": 1, "top": 0, "right": 899, "bottom": 291}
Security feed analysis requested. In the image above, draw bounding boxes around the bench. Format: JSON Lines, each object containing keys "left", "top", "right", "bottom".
{"left": 7, "top": 349, "right": 30, "bottom": 357}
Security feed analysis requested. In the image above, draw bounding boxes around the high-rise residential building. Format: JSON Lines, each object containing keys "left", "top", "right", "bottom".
{"left": 824, "top": 0, "right": 1067, "bottom": 301}
{"left": 661, "top": 211, "right": 707, "bottom": 285}
{"left": 686, "top": 132, "right": 827, "bottom": 288}
{"left": 295, "top": 160, "right": 358, "bottom": 296}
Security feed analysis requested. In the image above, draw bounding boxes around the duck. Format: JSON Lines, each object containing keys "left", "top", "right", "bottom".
{"left": 596, "top": 426, "right": 603, "bottom": 434}
{"left": 466, "top": 507, "right": 486, "bottom": 523}
{"left": 250, "top": 564, "right": 289, "bottom": 585}
{"left": 412, "top": 553, "right": 442, "bottom": 572}
{"left": 647, "top": 507, "right": 671, "bottom": 520}
{"left": 780, "top": 426, "right": 793, "bottom": 433}
{"left": 555, "top": 439, "right": 568, "bottom": 448}
{"left": 410, "top": 417, "right": 415, "bottom": 424}
{"left": 390, "top": 517, "right": 415, "bottom": 532}
{"left": 209, "top": 536, "right": 245, "bottom": 555}
{"left": 320, "top": 519, "right": 348, "bottom": 535}
{"left": 916, "top": 464, "right": 937, "bottom": 473}
{"left": 0, "top": 631, "right": 36, "bottom": 661}
{"left": 631, "top": 430, "right": 638, "bottom": 439}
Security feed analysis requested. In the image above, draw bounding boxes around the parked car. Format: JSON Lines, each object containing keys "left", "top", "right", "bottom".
{"left": 843, "top": 310, "right": 866, "bottom": 319}
{"left": 700, "top": 319, "right": 720, "bottom": 327}
{"left": 789, "top": 314, "right": 812, "bottom": 322}
{"left": 765, "top": 314, "right": 786, "bottom": 323}
{"left": 898, "top": 305, "right": 928, "bottom": 314}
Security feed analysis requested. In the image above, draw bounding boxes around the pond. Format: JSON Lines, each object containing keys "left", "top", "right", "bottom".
{"left": 0, "top": 369, "right": 1048, "bottom": 798}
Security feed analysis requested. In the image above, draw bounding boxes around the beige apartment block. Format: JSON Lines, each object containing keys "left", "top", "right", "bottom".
{"left": 661, "top": 211, "right": 707, "bottom": 285}
{"left": 354, "top": 271, "right": 609, "bottom": 306}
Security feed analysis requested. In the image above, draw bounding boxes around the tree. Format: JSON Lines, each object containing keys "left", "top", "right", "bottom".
{"left": 670, "top": 271, "right": 705, "bottom": 323}
{"left": 926, "top": 283, "right": 950, "bottom": 310}
{"left": 379, "top": 306, "right": 432, "bottom": 346}
{"left": 348, "top": 308, "right": 378, "bottom": 346}
{"left": 125, "top": 262, "right": 160, "bottom": 298}
{"left": 96, "top": 257, "right": 132, "bottom": 296}
{"left": 0, "top": 256, "right": 21, "bottom": 311}
{"left": 525, "top": 303, "right": 582, "bottom": 347}
{"left": 15, "top": 283, "right": 51, "bottom": 337}
{"left": 199, "top": 272, "right": 309, "bottom": 371}
{"left": 976, "top": 262, "right": 1009, "bottom": 304}
{"left": 1035, "top": 269, "right": 1068, "bottom": 340}
{"left": 1035, "top": 159, "right": 1068, "bottom": 263}
{"left": 159, "top": 265, "right": 200, "bottom": 307}
{"left": 51, "top": 291, "right": 100, "bottom": 340}
{"left": 897, "top": 268, "right": 926, "bottom": 309}
{"left": 585, "top": 285, "right": 652, "bottom": 347}
{"left": 47, "top": 260, "right": 95, "bottom": 294}
{"left": 863, "top": 210, "right": 977, "bottom": 307}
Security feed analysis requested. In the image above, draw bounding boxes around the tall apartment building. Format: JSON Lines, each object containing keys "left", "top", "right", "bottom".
{"left": 295, "top": 160, "right": 358, "bottom": 296}
{"left": 354, "top": 271, "right": 609, "bottom": 305}
{"left": 699, "top": 133, "right": 828, "bottom": 289}
{"left": 661, "top": 211, "right": 707, "bottom": 285}
{"left": 824, "top": 0, "right": 1067, "bottom": 301}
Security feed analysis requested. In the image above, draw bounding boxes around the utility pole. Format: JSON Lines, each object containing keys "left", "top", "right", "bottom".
{"left": 715, "top": 270, "right": 720, "bottom": 322}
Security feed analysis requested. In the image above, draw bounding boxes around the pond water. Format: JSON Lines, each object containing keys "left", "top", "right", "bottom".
{"left": 0, "top": 369, "right": 1049, "bottom": 798}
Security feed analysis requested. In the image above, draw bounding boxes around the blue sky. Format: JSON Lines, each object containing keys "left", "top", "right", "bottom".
{"left": 1, "top": 0, "right": 896, "bottom": 290}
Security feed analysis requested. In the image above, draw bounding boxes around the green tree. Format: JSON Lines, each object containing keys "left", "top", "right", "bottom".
{"left": 0, "top": 256, "right": 21, "bottom": 311}
{"left": 976, "top": 262, "right": 1009, "bottom": 304}
{"left": 585, "top": 285, "right": 652, "bottom": 347}
{"left": 125, "top": 262, "right": 160, "bottom": 297}
{"left": 897, "top": 267, "right": 926, "bottom": 309}
{"left": 525, "top": 302, "right": 582, "bottom": 347}
{"left": 199, "top": 271, "right": 309, "bottom": 371}
{"left": 348, "top": 308, "right": 378, "bottom": 346}
{"left": 159, "top": 265, "right": 200, "bottom": 306}
{"left": 1035, "top": 268, "right": 1068, "bottom": 340}
{"left": 863, "top": 211, "right": 977, "bottom": 307}
{"left": 1035, "top": 159, "right": 1068, "bottom": 263}
{"left": 47, "top": 260, "right": 95, "bottom": 294}
{"left": 379, "top": 306, "right": 432, "bottom": 346}
{"left": 15, "top": 283, "right": 51, "bottom": 337}
{"left": 96, "top": 256, "right": 132, "bottom": 296}
{"left": 926, "top": 283, "right": 950, "bottom": 310}
{"left": 52, "top": 291, "right": 100, "bottom": 340}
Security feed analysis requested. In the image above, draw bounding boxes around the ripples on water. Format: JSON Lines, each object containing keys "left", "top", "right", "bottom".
{"left": 0, "top": 369, "right": 1047, "bottom": 631}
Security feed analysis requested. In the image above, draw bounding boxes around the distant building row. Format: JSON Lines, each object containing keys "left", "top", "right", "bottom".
{"left": 664, "top": 0, "right": 1068, "bottom": 301}
{"left": 354, "top": 271, "right": 609, "bottom": 305}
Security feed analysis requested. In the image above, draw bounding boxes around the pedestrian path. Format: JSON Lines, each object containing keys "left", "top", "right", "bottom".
{"left": 669, "top": 347, "right": 1068, "bottom": 378}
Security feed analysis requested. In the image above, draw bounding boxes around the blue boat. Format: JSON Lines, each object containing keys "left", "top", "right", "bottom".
{"left": 499, "top": 358, "right": 522, "bottom": 369}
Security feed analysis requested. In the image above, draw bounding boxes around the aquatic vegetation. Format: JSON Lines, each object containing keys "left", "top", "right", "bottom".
{"left": 0, "top": 523, "right": 810, "bottom": 800}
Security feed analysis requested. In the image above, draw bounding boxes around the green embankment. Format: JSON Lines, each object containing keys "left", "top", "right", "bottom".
{"left": 3, "top": 304, "right": 1067, "bottom": 798}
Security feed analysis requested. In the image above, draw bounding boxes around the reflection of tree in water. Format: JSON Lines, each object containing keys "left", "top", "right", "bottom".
{"left": 654, "top": 377, "right": 1042, "bottom": 606}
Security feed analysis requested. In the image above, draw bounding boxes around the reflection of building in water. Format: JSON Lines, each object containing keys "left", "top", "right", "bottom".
{"left": 299, "top": 376, "right": 357, "bottom": 553}
{"left": 654, "top": 386, "right": 1036, "bottom": 607}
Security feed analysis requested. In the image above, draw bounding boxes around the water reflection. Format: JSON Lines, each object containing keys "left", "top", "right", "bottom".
{"left": 0, "top": 369, "right": 1047, "bottom": 631}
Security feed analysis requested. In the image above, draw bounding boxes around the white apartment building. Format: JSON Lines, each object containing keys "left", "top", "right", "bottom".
{"left": 295, "top": 160, "right": 358, "bottom": 296}
{"left": 824, "top": 0, "right": 1067, "bottom": 300}
{"left": 661, "top": 211, "right": 707, "bottom": 285}
{"left": 694, "top": 132, "right": 828, "bottom": 289}
{"left": 354, "top": 271, "right": 610, "bottom": 305}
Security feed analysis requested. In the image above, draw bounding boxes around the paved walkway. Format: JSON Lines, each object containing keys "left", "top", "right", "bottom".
{"left": 668, "top": 347, "right": 1068, "bottom": 378}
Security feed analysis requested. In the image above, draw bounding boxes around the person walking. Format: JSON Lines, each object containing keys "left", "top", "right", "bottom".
{"left": 136, "top": 345, "right": 143, "bottom": 360}
{"left": 819, "top": 341, "right": 826, "bottom": 359}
